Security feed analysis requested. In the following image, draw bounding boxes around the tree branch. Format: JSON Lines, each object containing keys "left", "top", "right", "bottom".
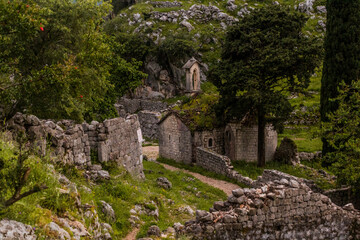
{"left": 4, "top": 184, "right": 48, "bottom": 207}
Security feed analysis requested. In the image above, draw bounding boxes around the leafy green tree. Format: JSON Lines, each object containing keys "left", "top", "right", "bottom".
{"left": 0, "top": 0, "right": 146, "bottom": 122}
{"left": 210, "top": 5, "right": 322, "bottom": 167}
{"left": 320, "top": 0, "right": 360, "bottom": 158}
{"left": 322, "top": 81, "right": 360, "bottom": 192}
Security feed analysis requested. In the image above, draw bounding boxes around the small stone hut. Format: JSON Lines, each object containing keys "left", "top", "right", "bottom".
{"left": 183, "top": 57, "right": 201, "bottom": 93}
{"left": 158, "top": 112, "right": 277, "bottom": 164}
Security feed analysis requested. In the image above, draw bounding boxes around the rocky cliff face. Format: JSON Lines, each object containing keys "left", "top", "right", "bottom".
{"left": 107, "top": 0, "right": 326, "bottom": 97}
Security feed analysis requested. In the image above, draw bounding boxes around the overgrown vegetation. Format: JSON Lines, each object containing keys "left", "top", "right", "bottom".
{"left": 232, "top": 160, "right": 336, "bottom": 190}
{"left": 210, "top": 5, "right": 323, "bottom": 167}
{"left": 0, "top": 132, "right": 226, "bottom": 238}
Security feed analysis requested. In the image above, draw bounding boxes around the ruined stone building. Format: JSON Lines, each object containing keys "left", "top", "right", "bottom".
{"left": 158, "top": 112, "right": 277, "bottom": 164}
{"left": 183, "top": 57, "right": 201, "bottom": 93}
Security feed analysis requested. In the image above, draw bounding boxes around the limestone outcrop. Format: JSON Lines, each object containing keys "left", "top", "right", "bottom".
{"left": 0, "top": 219, "right": 37, "bottom": 240}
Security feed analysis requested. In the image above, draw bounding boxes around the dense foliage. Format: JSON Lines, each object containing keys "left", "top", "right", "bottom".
{"left": 320, "top": 0, "right": 360, "bottom": 157}
{"left": 210, "top": 5, "right": 322, "bottom": 166}
{"left": 0, "top": 0, "right": 145, "bottom": 122}
{"left": 322, "top": 81, "right": 360, "bottom": 192}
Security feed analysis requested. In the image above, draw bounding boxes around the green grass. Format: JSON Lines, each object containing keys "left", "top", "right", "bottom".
{"left": 157, "top": 157, "right": 249, "bottom": 188}
{"left": 0, "top": 132, "right": 227, "bottom": 239}
{"left": 278, "top": 125, "right": 322, "bottom": 152}
{"left": 232, "top": 160, "right": 336, "bottom": 190}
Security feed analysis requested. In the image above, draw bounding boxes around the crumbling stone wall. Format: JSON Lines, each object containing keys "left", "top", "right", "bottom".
{"left": 138, "top": 111, "right": 162, "bottom": 140}
{"left": 117, "top": 98, "right": 169, "bottom": 140}
{"left": 7, "top": 113, "right": 91, "bottom": 167}
{"left": 83, "top": 115, "right": 144, "bottom": 177}
{"left": 183, "top": 170, "right": 360, "bottom": 240}
{"left": 196, "top": 147, "right": 254, "bottom": 186}
{"left": 158, "top": 114, "right": 192, "bottom": 164}
{"left": 6, "top": 113, "right": 144, "bottom": 177}
{"left": 118, "top": 98, "right": 168, "bottom": 114}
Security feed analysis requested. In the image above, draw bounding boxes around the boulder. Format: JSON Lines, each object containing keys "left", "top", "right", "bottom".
{"left": 46, "top": 222, "right": 71, "bottom": 240}
{"left": 0, "top": 219, "right": 37, "bottom": 240}
{"left": 157, "top": 177, "right": 172, "bottom": 189}
{"left": 147, "top": 225, "right": 161, "bottom": 237}
{"left": 100, "top": 201, "right": 116, "bottom": 222}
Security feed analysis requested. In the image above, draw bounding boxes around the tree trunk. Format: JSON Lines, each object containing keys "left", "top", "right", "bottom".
{"left": 257, "top": 106, "right": 266, "bottom": 167}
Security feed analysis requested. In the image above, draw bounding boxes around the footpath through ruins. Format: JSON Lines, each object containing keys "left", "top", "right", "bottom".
{"left": 142, "top": 146, "right": 239, "bottom": 195}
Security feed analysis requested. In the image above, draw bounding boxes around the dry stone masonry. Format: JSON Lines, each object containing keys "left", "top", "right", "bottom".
{"left": 6, "top": 113, "right": 144, "bottom": 178}
{"left": 182, "top": 170, "right": 360, "bottom": 240}
{"left": 196, "top": 147, "right": 254, "bottom": 186}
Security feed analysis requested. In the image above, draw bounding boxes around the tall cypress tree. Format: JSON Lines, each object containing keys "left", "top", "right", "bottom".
{"left": 321, "top": 0, "right": 360, "bottom": 160}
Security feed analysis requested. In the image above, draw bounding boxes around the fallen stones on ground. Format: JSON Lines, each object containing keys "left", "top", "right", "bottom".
{"left": 157, "top": 177, "right": 172, "bottom": 189}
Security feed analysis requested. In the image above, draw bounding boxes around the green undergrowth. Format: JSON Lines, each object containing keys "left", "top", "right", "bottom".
{"left": 278, "top": 125, "right": 322, "bottom": 153}
{"left": 232, "top": 160, "right": 336, "bottom": 190}
{"left": 157, "top": 157, "right": 248, "bottom": 188}
{"left": 58, "top": 160, "right": 227, "bottom": 238}
{"left": 0, "top": 132, "right": 226, "bottom": 239}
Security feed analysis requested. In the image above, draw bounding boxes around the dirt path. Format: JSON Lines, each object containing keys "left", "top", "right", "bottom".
{"left": 160, "top": 163, "right": 239, "bottom": 196}
{"left": 142, "top": 145, "right": 159, "bottom": 160}
{"left": 123, "top": 228, "right": 139, "bottom": 240}
{"left": 143, "top": 146, "right": 239, "bottom": 196}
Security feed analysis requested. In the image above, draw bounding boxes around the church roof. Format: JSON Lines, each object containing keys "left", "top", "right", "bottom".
{"left": 182, "top": 57, "right": 200, "bottom": 69}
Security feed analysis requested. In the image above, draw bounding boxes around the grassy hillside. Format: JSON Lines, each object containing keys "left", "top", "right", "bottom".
{"left": 0, "top": 133, "right": 226, "bottom": 239}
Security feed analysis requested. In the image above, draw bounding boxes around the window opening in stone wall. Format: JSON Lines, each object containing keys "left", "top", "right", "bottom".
{"left": 208, "top": 138, "right": 213, "bottom": 148}
{"left": 169, "top": 135, "right": 171, "bottom": 141}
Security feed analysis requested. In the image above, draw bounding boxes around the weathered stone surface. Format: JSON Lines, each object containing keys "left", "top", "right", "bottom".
{"left": 157, "top": 177, "right": 172, "bottom": 189}
{"left": 138, "top": 110, "right": 161, "bottom": 140}
{"left": 147, "top": 225, "right": 161, "bottom": 237}
{"left": 46, "top": 222, "right": 71, "bottom": 240}
{"left": 182, "top": 179, "right": 360, "bottom": 240}
{"left": 100, "top": 201, "right": 116, "bottom": 222}
{"left": 0, "top": 219, "right": 37, "bottom": 240}
{"left": 7, "top": 113, "right": 144, "bottom": 178}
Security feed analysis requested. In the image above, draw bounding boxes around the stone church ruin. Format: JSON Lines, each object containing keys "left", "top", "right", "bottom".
{"left": 158, "top": 112, "right": 278, "bottom": 164}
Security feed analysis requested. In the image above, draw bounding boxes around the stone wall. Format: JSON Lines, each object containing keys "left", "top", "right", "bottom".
{"left": 7, "top": 113, "right": 91, "bottom": 167}
{"left": 158, "top": 114, "right": 192, "bottom": 164}
{"left": 229, "top": 124, "right": 277, "bottom": 162}
{"left": 138, "top": 111, "right": 162, "bottom": 140}
{"left": 82, "top": 115, "right": 144, "bottom": 177}
{"left": 183, "top": 171, "right": 360, "bottom": 240}
{"left": 117, "top": 98, "right": 169, "bottom": 140}
{"left": 6, "top": 113, "right": 144, "bottom": 178}
{"left": 193, "top": 129, "right": 224, "bottom": 155}
{"left": 118, "top": 98, "right": 168, "bottom": 114}
{"left": 196, "top": 147, "right": 254, "bottom": 186}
